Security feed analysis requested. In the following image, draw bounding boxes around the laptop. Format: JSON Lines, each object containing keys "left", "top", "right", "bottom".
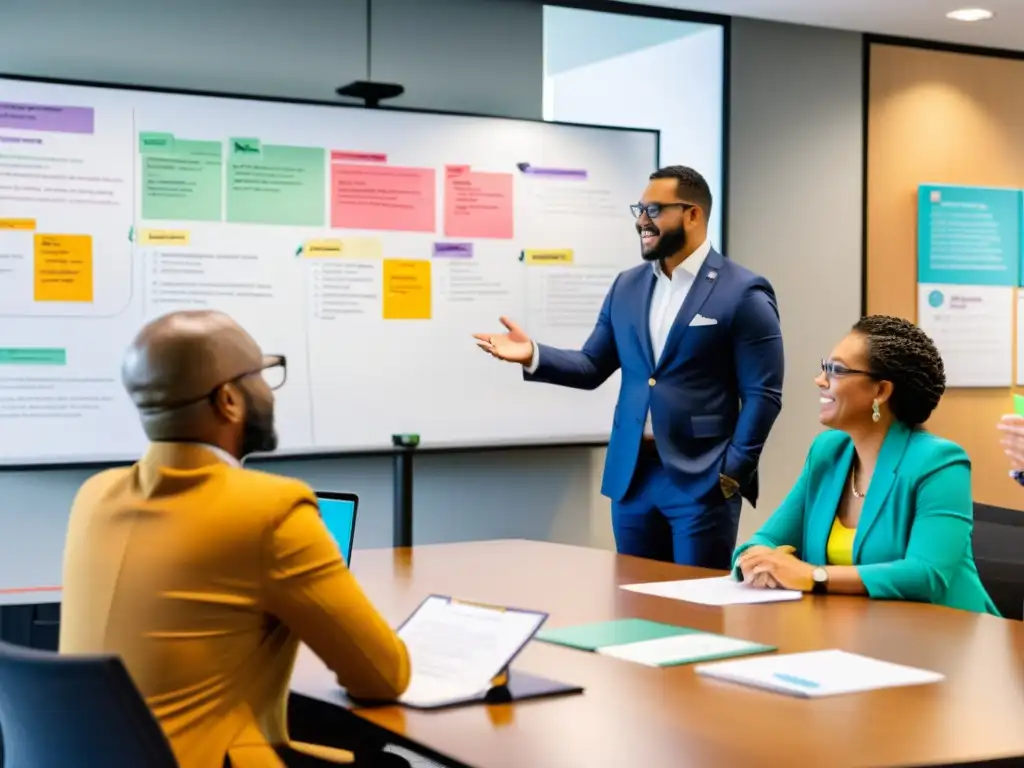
{"left": 314, "top": 491, "right": 359, "bottom": 564}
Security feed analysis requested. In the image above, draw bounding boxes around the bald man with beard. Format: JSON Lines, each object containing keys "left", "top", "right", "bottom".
{"left": 58, "top": 311, "right": 411, "bottom": 768}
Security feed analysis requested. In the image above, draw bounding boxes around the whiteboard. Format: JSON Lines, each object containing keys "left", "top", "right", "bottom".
{"left": 0, "top": 76, "right": 658, "bottom": 466}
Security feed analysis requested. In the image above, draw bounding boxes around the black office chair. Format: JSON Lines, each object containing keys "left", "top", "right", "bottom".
{"left": 0, "top": 640, "right": 178, "bottom": 767}
{"left": 972, "top": 502, "right": 1024, "bottom": 621}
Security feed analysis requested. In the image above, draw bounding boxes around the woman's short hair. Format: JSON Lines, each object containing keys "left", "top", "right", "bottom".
{"left": 851, "top": 315, "right": 946, "bottom": 427}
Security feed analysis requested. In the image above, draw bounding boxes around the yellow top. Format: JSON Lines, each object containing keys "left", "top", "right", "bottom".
{"left": 826, "top": 516, "right": 856, "bottom": 566}
{"left": 60, "top": 443, "right": 410, "bottom": 767}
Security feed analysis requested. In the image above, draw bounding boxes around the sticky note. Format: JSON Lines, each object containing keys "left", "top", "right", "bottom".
{"left": 0, "top": 219, "right": 35, "bottom": 230}
{"left": 516, "top": 162, "right": 588, "bottom": 180}
{"left": 1013, "top": 393, "right": 1024, "bottom": 416}
{"left": 383, "top": 259, "right": 431, "bottom": 320}
{"left": 139, "top": 229, "right": 190, "bottom": 245}
{"left": 140, "top": 132, "right": 223, "bottom": 222}
{"left": 0, "top": 348, "right": 66, "bottom": 365}
{"left": 0, "top": 102, "right": 94, "bottom": 134}
{"left": 432, "top": 242, "right": 473, "bottom": 258}
{"left": 302, "top": 238, "right": 383, "bottom": 259}
{"left": 228, "top": 142, "right": 325, "bottom": 227}
{"left": 524, "top": 248, "right": 574, "bottom": 265}
{"left": 332, "top": 164, "right": 436, "bottom": 232}
{"left": 444, "top": 167, "right": 513, "bottom": 239}
{"left": 331, "top": 150, "right": 387, "bottom": 163}
{"left": 34, "top": 234, "right": 93, "bottom": 302}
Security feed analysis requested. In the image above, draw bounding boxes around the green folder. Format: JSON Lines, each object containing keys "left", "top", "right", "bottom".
{"left": 535, "top": 618, "right": 689, "bottom": 651}
{"left": 1014, "top": 393, "right": 1024, "bottom": 416}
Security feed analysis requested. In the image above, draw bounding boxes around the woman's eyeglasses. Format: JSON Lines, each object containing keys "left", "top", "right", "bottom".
{"left": 820, "top": 359, "right": 875, "bottom": 380}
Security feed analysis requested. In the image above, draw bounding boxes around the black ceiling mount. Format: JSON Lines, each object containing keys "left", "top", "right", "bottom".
{"left": 335, "top": 80, "right": 404, "bottom": 108}
{"left": 336, "top": 0, "right": 404, "bottom": 108}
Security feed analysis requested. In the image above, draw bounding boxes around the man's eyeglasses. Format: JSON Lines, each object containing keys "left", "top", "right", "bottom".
{"left": 159, "top": 354, "right": 287, "bottom": 411}
{"left": 629, "top": 202, "right": 695, "bottom": 219}
{"left": 820, "top": 359, "right": 875, "bottom": 380}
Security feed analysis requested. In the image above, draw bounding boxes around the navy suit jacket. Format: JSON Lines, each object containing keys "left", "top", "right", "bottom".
{"left": 525, "top": 249, "right": 784, "bottom": 505}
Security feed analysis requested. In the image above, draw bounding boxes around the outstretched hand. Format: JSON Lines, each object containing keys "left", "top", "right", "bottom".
{"left": 997, "top": 414, "right": 1024, "bottom": 470}
{"left": 473, "top": 317, "right": 534, "bottom": 365}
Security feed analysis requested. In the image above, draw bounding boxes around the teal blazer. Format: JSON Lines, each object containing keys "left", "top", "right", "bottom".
{"left": 733, "top": 422, "right": 999, "bottom": 616}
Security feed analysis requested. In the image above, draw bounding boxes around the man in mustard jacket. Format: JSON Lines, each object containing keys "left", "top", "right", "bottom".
{"left": 59, "top": 310, "right": 411, "bottom": 767}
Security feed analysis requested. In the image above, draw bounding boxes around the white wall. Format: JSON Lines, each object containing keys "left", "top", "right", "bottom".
{"left": 728, "top": 19, "right": 864, "bottom": 538}
{"left": 545, "top": 26, "right": 725, "bottom": 246}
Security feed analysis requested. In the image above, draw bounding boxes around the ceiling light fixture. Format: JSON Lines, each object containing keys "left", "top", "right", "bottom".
{"left": 946, "top": 8, "right": 994, "bottom": 22}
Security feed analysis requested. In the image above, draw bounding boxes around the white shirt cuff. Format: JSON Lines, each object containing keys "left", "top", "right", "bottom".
{"left": 524, "top": 341, "right": 540, "bottom": 374}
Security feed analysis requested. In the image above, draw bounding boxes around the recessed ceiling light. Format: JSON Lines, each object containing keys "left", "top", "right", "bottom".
{"left": 946, "top": 8, "right": 994, "bottom": 22}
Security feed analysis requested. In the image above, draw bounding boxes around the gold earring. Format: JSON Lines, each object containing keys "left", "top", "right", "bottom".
{"left": 872, "top": 399, "right": 881, "bottom": 423}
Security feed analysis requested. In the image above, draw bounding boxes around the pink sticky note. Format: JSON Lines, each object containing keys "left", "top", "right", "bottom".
{"left": 444, "top": 169, "right": 513, "bottom": 239}
{"left": 331, "top": 164, "right": 436, "bottom": 232}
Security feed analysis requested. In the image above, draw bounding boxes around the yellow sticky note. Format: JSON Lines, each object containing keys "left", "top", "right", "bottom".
{"left": 139, "top": 229, "right": 190, "bottom": 245}
{"left": 340, "top": 237, "right": 383, "bottom": 260}
{"left": 383, "top": 259, "right": 431, "bottom": 320}
{"left": 34, "top": 234, "right": 93, "bottom": 302}
{"left": 524, "top": 248, "right": 574, "bottom": 265}
{"left": 304, "top": 239, "right": 343, "bottom": 257}
{"left": 304, "top": 237, "right": 383, "bottom": 259}
{"left": 0, "top": 219, "right": 35, "bottom": 230}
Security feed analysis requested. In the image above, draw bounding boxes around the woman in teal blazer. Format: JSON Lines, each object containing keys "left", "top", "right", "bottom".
{"left": 734, "top": 315, "right": 998, "bottom": 615}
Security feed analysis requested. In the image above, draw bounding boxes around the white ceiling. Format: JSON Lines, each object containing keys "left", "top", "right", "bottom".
{"left": 626, "top": 0, "right": 1024, "bottom": 51}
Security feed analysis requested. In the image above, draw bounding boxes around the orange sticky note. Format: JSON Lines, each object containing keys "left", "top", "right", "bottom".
{"left": 34, "top": 234, "right": 93, "bottom": 302}
{"left": 0, "top": 219, "right": 35, "bottom": 230}
{"left": 383, "top": 259, "right": 431, "bottom": 320}
{"left": 444, "top": 168, "right": 513, "bottom": 239}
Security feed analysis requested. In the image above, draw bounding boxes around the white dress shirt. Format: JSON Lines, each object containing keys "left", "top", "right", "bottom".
{"left": 180, "top": 442, "right": 242, "bottom": 467}
{"left": 525, "top": 239, "right": 712, "bottom": 437}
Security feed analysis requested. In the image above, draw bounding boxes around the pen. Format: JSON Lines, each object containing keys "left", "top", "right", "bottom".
{"left": 773, "top": 672, "right": 820, "bottom": 689}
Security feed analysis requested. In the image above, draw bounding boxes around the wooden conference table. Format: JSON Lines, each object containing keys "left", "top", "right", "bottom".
{"left": 291, "top": 539, "right": 1024, "bottom": 768}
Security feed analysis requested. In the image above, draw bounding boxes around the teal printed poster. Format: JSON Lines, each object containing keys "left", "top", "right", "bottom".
{"left": 917, "top": 184, "right": 1021, "bottom": 287}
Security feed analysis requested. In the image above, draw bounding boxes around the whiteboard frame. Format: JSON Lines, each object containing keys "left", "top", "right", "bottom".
{"left": 0, "top": 70, "right": 725, "bottom": 470}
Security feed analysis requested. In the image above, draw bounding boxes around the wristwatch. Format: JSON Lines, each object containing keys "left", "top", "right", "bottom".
{"left": 810, "top": 567, "right": 829, "bottom": 594}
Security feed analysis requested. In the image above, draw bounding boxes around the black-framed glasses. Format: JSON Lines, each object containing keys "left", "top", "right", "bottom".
{"left": 158, "top": 354, "right": 287, "bottom": 411}
{"left": 629, "top": 202, "right": 695, "bottom": 219}
{"left": 820, "top": 359, "right": 875, "bottom": 380}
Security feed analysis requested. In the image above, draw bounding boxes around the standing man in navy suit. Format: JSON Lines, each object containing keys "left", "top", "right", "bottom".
{"left": 474, "top": 166, "right": 784, "bottom": 569}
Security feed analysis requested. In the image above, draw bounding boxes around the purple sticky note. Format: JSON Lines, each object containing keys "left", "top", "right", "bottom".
{"left": 0, "top": 102, "right": 94, "bottom": 134}
{"left": 432, "top": 242, "right": 473, "bottom": 258}
{"left": 516, "top": 162, "right": 587, "bottom": 180}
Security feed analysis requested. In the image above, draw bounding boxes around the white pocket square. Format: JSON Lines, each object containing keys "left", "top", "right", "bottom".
{"left": 689, "top": 314, "right": 718, "bottom": 327}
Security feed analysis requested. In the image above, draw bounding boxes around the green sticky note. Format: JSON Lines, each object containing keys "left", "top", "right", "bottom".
{"left": 227, "top": 142, "right": 325, "bottom": 226}
{"left": 140, "top": 133, "right": 223, "bottom": 222}
{"left": 1014, "top": 394, "right": 1024, "bottom": 416}
{"left": 535, "top": 619, "right": 689, "bottom": 652}
{"left": 0, "top": 348, "right": 66, "bottom": 365}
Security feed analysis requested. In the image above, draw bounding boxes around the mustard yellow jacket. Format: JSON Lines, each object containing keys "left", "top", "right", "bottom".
{"left": 59, "top": 443, "right": 410, "bottom": 767}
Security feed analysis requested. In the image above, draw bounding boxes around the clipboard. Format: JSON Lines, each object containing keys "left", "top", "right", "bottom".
{"left": 383, "top": 594, "right": 582, "bottom": 710}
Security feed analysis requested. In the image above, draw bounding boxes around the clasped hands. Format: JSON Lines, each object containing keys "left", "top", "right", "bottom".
{"left": 735, "top": 545, "right": 815, "bottom": 592}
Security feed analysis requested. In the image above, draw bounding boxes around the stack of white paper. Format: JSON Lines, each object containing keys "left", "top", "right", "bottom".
{"left": 695, "top": 649, "right": 944, "bottom": 697}
{"left": 621, "top": 576, "right": 803, "bottom": 606}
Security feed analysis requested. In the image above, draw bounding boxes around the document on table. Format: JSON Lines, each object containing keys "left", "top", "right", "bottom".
{"left": 621, "top": 576, "right": 803, "bottom": 606}
{"left": 395, "top": 595, "right": 548, "bottom": 708}
{"left": 597, "top": 632, "right": 775, "bottom": 667}
{"left": 695, "top": 649, "right": 944, "bottom": 698}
